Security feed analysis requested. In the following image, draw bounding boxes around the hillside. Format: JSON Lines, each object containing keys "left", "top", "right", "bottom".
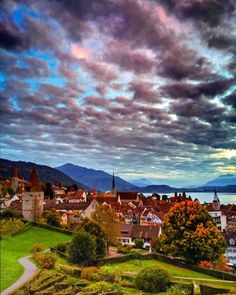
{"left": 0, "top": 158, "right": 88, "bottom": 188}
{"left": 56, "top": 163, "right": 136, "bottom": 192}
{"left": 129, "top": 178, "right": 153, "bottom": 187}
{"left": 204, "top": 174, "right": 236, "bottom": 187}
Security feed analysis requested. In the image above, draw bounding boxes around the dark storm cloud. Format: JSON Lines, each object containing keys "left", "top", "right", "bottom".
{"left": 0, "top": 16, "right": 29, "bottom": 51}
{"left": 159, "top": 0, "right": 235, "bottom": 27}
{"left": 170, "top": 96, "right": 225, "bottom": 123}
{"left": 162, "top": 78, "right": 235, "bottom": 99}
{"left": 224, "top": 91, "right": 236, "bottom": 109}
{"left": 157, "top": 46, "right": 215, "bottom": 81}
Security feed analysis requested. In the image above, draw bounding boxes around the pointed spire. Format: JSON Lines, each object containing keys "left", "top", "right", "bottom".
{"left": 213, "top": 189, "right": 220, "bottom": 202}
{"left": 112, "top": 170, "right": 116, "bottom": 194}
{"left": 13, "top": 164, "right": 19, "bottom": 178}
{"left": 213, "top": 189, "right": 220, "bottom": 210}
{"left": 92, "top": 186, "right": 97, "bottom": 195}
{"left": 30, "top": 166, "right": 41, "bottom": 191}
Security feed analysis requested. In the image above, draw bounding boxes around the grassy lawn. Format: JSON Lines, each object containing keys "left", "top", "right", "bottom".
{"left": 104, "top": 259, "right": 216, "bottom": 279}
{"left": 103, "top": 259, "right": 235, "bottom": 289}
{"left": 0, "top": 226, "right": 72, "bottom": 292}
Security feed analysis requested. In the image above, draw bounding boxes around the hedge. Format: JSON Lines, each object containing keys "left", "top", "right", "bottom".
{"left": 152, "top": 253, "right": 236, "bottom": 281}
{"left": 27, "top": 221, "right": 73, "bottom": 235}
{"left": 199, "top": 283, "right": 230, "bottom": 294}
{"left": 169, "top": 281, "right": 194, "bottom": 295}
{"left": 30, "top": 274, "right": 66, "bottom": 293}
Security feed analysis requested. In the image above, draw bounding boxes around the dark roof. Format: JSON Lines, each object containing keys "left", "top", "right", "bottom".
{"left": 117, "top": 192, "right": 138, "bottom": 200}
{"left": 43, "top": 202, "right": 90, "bottom": 211}
{"left": 120, "top": 224, "right": 160, "bottom": 239}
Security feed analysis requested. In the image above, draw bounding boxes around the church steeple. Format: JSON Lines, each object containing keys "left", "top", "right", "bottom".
{"left": 212, "top": 189, "right": 220, "bottom": 211}
{"left": 112, "top": 170, "right": 116, "bottom": 195}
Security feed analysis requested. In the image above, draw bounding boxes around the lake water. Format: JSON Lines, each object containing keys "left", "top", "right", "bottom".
{"left": 144, "top": 192, "right": 236, "bottom": 205}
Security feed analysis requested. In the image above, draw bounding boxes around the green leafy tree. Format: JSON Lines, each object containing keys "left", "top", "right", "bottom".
{"left": 135, "top": 266, "right": 170, "bottom": 293}
{"left": 0, "top": 209, "right": 22, "bottom": 219}
{"left": 134, "top": 238, "right": 144, "bottom": 249}
{"left": 3, "top": 187, "right": 14, "bottom": 196}
{"left": 91, "top": 205, "right": 120, "bottom": 251}
{"left": 162, "top": 200, "right": 225, "bottom": 264}
{"left": 43, "top": 182, "right": 55, "bottom": 199}
{"left": 68, "top": 231, "right": 96, "bottom": 266}
{"left": 45, "top": 208, "right": 61, "bottom": 227}
{"left": 76, "top": 218, "right": 106, "bottom": 258}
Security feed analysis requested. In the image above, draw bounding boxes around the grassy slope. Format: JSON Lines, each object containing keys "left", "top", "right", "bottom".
{"left": 104, "top": 259, "right": 216, "bottom": 279}
{"left": 0, "top": 226, "right": 71, "bottom": 292}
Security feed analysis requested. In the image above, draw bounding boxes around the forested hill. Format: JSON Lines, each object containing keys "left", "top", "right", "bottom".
{"left": 0, "top": 158, "right": 88, "bottom": 189}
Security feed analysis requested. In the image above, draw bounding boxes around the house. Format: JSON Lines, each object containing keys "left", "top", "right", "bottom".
{"left": 223, "top": 231, "right": 236, "bottom": 266}
{"left": 119, "top": 224, "right": 161, "bottom": 248}
{"left": 207, "top": 191, "right": 227, "bottom": 232}
{"left": 140, "top": 208, "right": 163, "bottom": 226}
{"left": 67, "top": 190, "right": 87, "bottom": 203}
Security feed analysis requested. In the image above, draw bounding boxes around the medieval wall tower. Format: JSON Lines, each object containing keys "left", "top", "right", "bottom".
{"left": 22, "top": 167, "right": 44, "bottom": 221}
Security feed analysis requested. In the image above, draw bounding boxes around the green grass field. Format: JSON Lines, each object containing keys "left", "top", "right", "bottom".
{"left": 103, "top": 259, "right": 235, "bottom": 289}
{"left": 0, "top": 226, "right": 72, "bottom": 292}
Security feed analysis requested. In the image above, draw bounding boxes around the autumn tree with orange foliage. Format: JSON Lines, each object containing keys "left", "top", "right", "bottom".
{"left": 162, "top": 201, "right": 225, "bottom": 264}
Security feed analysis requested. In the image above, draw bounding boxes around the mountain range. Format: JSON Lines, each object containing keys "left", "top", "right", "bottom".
{"left": 1, "top": 158, "right": 236, "bottom": 193}
{"left": 204, "top": 174, "right": 236, "bottom": 187}
{"left": 56, "top": 163, "right": 136, "bottom": 191}
{"left": 0, "top": 158, "right": 87, "bottom": 189}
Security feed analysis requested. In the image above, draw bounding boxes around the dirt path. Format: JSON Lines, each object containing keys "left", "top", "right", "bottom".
{"left": 1, "top": 256, "right": 37, "bottom": 295}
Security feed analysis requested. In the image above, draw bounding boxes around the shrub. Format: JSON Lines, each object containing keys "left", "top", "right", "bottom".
{"left": 81, "top": 281, "right": 123, "bottom": 294}
{"left": 0, "top": 218, "right": 25, "bottom": 237}
{"left": 33, "top": 252, "right": 45, "bottom": 265}
{"left": 58, "top": 264, "right": 81, "bottom": 277}
{"left": 31, "top": 243, "right": 45, "bottom": 253}
{"left": 163, "top": 283, "right": 192, "bottom": 295}
{"left": 33, "top": 252, "right": 56, "bottom": 269}
{"left": 134, "top": 238, "right": 144, "bottom": 249}
{"left": 42, "top": 253, "right": 56, "bottom": 269}
{"left": 81, "top": 267, "right": 100, "bottom": 280}
{"left": 198, "top": 260, "right": 214, "bottom": 269}
{"left": 96, "top": 266, "right": 116, "bottom": 283}
{"left": 55, "top": 243, "right": 67, "bottom": 253}
{"left": 135, "top": 266, "right": 170, "bottom": 293}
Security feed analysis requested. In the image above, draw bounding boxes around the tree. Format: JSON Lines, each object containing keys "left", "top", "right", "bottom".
{"left": 43, "top": 182, "right": 55, "bottom": 199}
{"left": 135, "top": 238, "right": 144, "bottom": 249}
{"left": 0, "top": 208, "right": 22, "bottom": 219}
{"left": 135, "top": 266, "right": 170, "bottom": 293}
{"left": 162, "top": 195, "right": 168, "bottom": 201}
{"left": 76, "top": 218, "right": 106, "bottom": 258}
{"left": 68, "top": 231, "right": 96, "bottom": 266}
{"left": 91, "top": 205, "right": 120, "bottom": 251}
{"left": 162, "top": 201, "right": 225, "bottom": 264}
{"left": 45, "top": 209, "right": 61, "bottom": 227}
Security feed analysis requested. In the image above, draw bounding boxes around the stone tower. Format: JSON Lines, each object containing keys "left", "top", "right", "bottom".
{"left": 22, "top": 167, "right": 44, "bottom": 221}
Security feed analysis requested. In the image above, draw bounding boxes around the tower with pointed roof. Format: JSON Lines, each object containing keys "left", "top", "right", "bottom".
{"left": 22, "top": 167, "right": 44, "bottom": 221}
{"left": 212, "top": 189, "right": 220, "bottom": 211}
{"left": 112, "top": 171, "right": 116, "bottom": 197}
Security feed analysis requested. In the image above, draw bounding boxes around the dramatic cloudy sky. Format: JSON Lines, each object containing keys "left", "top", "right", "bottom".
{"left": 1, "top": 0, "right": 236, "bottom": 186}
